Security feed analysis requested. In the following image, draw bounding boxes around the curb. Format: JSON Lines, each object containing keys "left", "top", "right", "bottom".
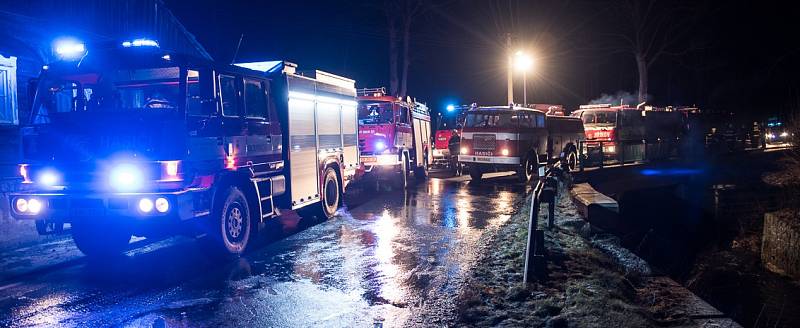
{"left": 569, "top": 182, "right": 620, "bottom": 231}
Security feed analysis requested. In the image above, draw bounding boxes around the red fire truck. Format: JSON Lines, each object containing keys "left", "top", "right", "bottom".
{"left": 458, "top": 105, "right": 583, "bottom": 182}
{"left": 357, "top": 88, "right": 432, "bottom": 187}
{"left": 10, "top": 40, "right": 359, "bottom": 257}
{"left": 571, "top": 104, "right": 685, "bottom": 162}
{"left": 431, "top": 104, "right": 469, "bottom": 172}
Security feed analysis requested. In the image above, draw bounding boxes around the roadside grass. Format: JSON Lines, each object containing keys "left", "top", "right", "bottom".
{"left": 453, "top": 183, "right": 666, "bottom": 328}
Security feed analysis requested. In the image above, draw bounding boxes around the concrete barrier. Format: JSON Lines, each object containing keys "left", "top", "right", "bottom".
{"left": 569, "top": 183, "right": 619, "bottom": 230}
{"left": 762, "top": 209, "right": 800, "bottom": 281}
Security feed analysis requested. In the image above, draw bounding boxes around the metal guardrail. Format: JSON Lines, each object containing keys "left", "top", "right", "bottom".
{"left": 523, "top": 168, "right": 559, "bottom": 283}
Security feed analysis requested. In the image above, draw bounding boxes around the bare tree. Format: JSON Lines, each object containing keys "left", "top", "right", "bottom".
{"left": 384, "top": 0, "right": 447, "bottom": 98}
{"left": 605, "top": 0, "right": 706, "bottom": 103}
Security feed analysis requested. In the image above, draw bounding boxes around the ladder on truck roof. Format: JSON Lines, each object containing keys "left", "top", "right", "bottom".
{"left": 357, "top": 87, "right": 387, "bottom": 97}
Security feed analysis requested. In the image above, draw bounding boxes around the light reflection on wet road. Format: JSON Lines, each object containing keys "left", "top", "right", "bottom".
{"left": 0, "top": 173, "right": 529, "bottom": 327}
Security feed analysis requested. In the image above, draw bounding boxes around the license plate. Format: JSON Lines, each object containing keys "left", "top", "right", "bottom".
{"left": 361, "top": 156, "right": 377, "bottom": 163}
{"left": 475, "top": 157, "right": 491, "bottom": 162}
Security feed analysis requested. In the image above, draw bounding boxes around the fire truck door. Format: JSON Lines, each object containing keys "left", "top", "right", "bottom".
{"left": 287, "top": 93, "right": 320, "bottom": 209}
{"left": 412, "top": 118, "right": 430, "bottom": 167}
{"left": 342, "top": 103, "right": 359, "bottom": 173}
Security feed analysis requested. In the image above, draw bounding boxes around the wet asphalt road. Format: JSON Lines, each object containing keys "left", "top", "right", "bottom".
{"left": 0, "top": 172, "right": 530, "bottom": 327}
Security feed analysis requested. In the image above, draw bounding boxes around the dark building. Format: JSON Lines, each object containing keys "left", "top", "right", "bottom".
{"left": 0, "top": 0, "right": 210, "bottom": 218}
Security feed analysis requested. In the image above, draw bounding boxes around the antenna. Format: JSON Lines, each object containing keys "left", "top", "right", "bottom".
{"left": 231, "top": 33, "right": 244, "bottom": 64}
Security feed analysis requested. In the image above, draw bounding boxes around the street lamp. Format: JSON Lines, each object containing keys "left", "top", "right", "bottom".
{"left": 514, "top": 51, "right": 534, "bottom": 105}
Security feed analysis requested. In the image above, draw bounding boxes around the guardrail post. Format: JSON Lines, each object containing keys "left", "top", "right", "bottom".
{"left": 524, "top": 175, "right": 549, "bottom": 283}
{"left": 545, "top": 176, "right": 558, "bottom": 229}
{"left": 579, "top": 141, "right": 585, "bottom": 172}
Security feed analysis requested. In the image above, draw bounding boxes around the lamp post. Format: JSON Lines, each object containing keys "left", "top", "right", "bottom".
{"left": 514, "top": 51, "right": 533, "bottom": 106}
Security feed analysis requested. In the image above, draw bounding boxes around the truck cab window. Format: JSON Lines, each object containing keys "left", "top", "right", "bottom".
{"left": 399, "top": 106, "right": 409, "bottom": 124}
{"left": 219, "top": 74, "right": 240, "bottom": 117}
{"left": 518, "top": 113, "right": 534, "bottom": 128}
{"left": 535, "top": 113, "right": 545, "bottom": 127}
{"left": 244, "top": 78, "right": 268, "bottom": 119}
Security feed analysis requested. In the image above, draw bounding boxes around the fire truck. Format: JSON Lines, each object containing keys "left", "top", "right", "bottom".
{"left": 357, "top": 88, "right": 432, "bottom": 187}
{"left": 571, "top": 104, "right": 685, "bottom": 162}
{"left": 9, "top": 39, "right": 359, "bottom": 257}
{"left": 458, "top": 105, "right": 583, "bottom": 182}
{"left": 431, "top": 104, "right": 469, "bottom": 173}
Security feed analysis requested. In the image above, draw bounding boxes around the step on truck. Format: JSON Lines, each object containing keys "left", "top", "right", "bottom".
{"left": 9, "top": 40, "right": 359, "bottom": 257}
{"left": 357, "top": 88, "right": 431, "bottom": 188}
{"left": 458, "top": 105, "right": 583, "bottom": 182}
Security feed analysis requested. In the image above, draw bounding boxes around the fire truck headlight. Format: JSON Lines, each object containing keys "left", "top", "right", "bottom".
{"left": 780, "top": 131, "right": 789, "bottom": 138}
{"left": 110, "top": 164, "right": 143, "bottom": 191}
{"left": 15, "top": 198, "right": 28, "bottom": 213}
{"left": 27, "top": 199, "right": 43, "bottom": 214}
{"left": 766, "top": 133, "right": 775, "bottom": 139}
{"left": 155, "top": 197, "right": 169, "bottom": 213}
{"left": 461, "top": 146, "right": 469, "bottom": 155}
{"left": 138, "top": 198, "right": 154, "bottom": 213}
{"left": 501, "top": 149, "right": 509, "bottom": 156}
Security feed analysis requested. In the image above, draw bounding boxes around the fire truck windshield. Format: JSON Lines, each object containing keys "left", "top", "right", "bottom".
{"left": 358, "top": 102, "right": 394, "bottom": 125}
{"left": 31, "top": 67, "right": 182, "bottom": 124}
{"left": 581, "top": 111, "right": 617, "bottom": 125}
{"left": 465, "top": 112, "right": 516, "bottom": 128}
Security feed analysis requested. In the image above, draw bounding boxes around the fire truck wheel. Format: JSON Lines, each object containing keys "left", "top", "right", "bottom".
{"left": 394, "top": 155, "right": 409, "bottom": 189}
{"left": 318, "top": 167, "right": 340, "bottom": 219}
{"left": 216, "top": 186, "right": 253, "bottom": 255}
{"left": 469, "top": 166, "right": 483, "bottom": 182}
{"left": 563, "top": 148, "right": 578, "bottom": 171}
{"left": 71, "top": 219, "right": 132, "bottom": 257}
{"left": 517, "top": 155, "right": 538, "bottom": 182}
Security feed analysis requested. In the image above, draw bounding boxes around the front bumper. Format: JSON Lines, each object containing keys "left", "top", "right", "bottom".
{"left": 360, "top": 154, "right": 401, "bottom": 172}
{"left": 8, "top": 188, "right": 206, "bottom": 222}
{"left": 458, "top": 155, "right": 520, "bottom": 165}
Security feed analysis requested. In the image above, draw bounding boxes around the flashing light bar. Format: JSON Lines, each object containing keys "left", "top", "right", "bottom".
{"left": 122, "top": 38, "right": 160, "bottom": 48}
{"left": 54, "top": 40, "right": 86, "bottom": 58}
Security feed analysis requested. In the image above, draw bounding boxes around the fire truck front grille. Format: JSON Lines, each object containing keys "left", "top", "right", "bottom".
{"left": 472, "top": 134, "right": 496, "bottom": 151}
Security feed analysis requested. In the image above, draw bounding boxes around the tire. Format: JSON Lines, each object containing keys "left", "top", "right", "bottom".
{"left": 317, "top": 167, "right": 341, "bottom": 219}
{"left": 469, "top": 165, "right": 483, "bottom": 182}
{"left": 563, "top": 148, "right": 578, "bottom": 172}
{"left": 72, "top": 219, "right": 132, "bottom": 257}
{"left": 212, "top": 186, "right": 253, "bottom": 256}
{"left": 517, "top": 154, "right": 538, "bottom": 183}
{"left": 394, "top": 155, "right": 409, "bottom": 189}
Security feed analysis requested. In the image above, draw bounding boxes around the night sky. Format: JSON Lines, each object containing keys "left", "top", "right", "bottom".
{"left": 164, "top": 0, "right": 798, "bottom": 120}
